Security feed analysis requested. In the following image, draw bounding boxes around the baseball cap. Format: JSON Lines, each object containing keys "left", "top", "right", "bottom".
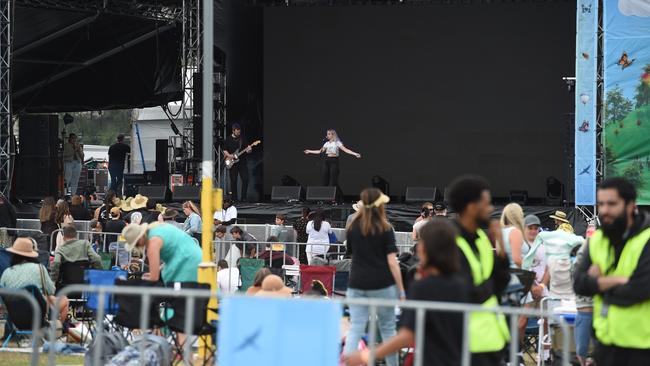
{"left": 434, "top": 202, "right": 447, "bottom": 211}
{"left": 524, "top": 214, "right": 541, "bottom": 227}
{"left": 232, "top": 123, "right": 241, "bottom": 130}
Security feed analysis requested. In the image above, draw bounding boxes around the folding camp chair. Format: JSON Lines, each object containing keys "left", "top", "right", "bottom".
{"left": 79, "top": 269, "right": 128, "bottom": 342}
{"left": 522, "top": 317, "right": 540, "bottom": 362}
{"left": 299, "top": 265, "right": 336, "bottom": 297}
{"left": 57, "top": 260, "right": 92, "bottom": 322}
{"left": 1, "top": 285, "right": 49, "bottom": 348}
{"left": 113, "top": 278, "right": 165, "bottom": 339}
{"left": 161, "top": 282, "right": 216, "bottom": 366}
{"left": 238, "top": 258, "right": 264, "bottom": 292}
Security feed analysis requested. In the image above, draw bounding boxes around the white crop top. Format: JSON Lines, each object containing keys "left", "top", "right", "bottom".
{"left": 323, "top": 140, "right": 343, "bottom": 156}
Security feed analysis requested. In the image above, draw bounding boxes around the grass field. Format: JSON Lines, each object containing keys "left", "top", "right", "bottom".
{"left": 0, "top": 353, "right": 83, "bottom": 366}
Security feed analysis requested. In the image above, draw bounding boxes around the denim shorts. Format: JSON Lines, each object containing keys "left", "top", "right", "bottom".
{"left": 574, "top": 311, "right": 593, "bottom": 357}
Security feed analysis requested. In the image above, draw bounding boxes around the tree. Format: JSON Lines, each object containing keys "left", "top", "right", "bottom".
{"left": 60, "top": 110, "right": 133, "bottom": 146}
{"left": 635, "top": 64, "right": 650, "bottom": 108}
{"left": 605, "top": 143, "right": 618, "bottom": 177}
{"left": 605, "top": 86, "right": 633, "bottom": 125}
{"left": 622, "top": 163, "right": 644, "bottom": 190}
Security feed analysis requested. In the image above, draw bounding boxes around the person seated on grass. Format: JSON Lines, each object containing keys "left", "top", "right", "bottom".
{"left": 246, "top": 267, "right": 272, "bottom": 296}
{"left": 51, "top": 225, "right": 103, "bottom": 285}
{"left": 254, "top": 274, "right": 293, "bottom": 298}
{"left": 344, "top": 219, "right": 470, "bottom": 366}
{"left": 0, "top": 238, "right": 70, "bottom": 325}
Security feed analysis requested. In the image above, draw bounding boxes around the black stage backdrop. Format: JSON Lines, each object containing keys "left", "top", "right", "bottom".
{"left": 263, "top": 2, "right": 576, "bottom": 199}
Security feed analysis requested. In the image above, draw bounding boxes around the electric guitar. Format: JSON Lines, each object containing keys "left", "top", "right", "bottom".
{"left": 224, "top": 140, "right": 261, "bottom": 169}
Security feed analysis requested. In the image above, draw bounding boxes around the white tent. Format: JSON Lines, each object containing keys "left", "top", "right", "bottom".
{"left": 130, "top": 104, "right": 190, "bottom": 174}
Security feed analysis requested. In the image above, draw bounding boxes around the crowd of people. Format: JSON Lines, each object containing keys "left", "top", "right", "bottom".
{"left": 0, "top": 174, "right": 648, "bottom": 366}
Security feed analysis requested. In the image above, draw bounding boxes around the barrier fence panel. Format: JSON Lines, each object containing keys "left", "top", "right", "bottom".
{"left": 0, "top": 288, "right": 43, "bottom": 366}
{"left": 46, "top": 284, "right": 570, "bottom": 366}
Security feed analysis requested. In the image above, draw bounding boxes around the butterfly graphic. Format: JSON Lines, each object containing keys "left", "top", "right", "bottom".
{"left": 579, "top": 165, "right": 591, "bottom": 176}
{"left": 617, "top": 52, "right": 635, "bottom": 70}
{"left": 581, "top": 4, "right": 592, "bottom": 13}
{"left": 581, "top": 52, "right": 590, "bottom": 60}
{"left": 579, "top": 120, "right": 589, "bottom": 132}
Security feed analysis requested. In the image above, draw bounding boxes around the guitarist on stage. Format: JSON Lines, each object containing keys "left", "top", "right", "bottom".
{"left": 223, "top": 123, "right": 251, "bottom": 202}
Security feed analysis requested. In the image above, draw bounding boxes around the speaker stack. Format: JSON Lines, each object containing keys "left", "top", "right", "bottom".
{"left": 16, "top": 115, "right": 59, "bottom": 200}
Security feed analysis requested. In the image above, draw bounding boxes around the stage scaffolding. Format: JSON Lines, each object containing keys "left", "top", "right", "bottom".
{"left": 0, "top": 0, "right": 11, "bottom": 197}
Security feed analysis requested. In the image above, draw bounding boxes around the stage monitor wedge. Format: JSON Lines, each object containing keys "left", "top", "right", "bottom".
{"left": 306, "top": 186, "right": 337, "bottom": 202}
{"left": 138, "top": 185, "right": 170, "bottom": 202}
{"left": 405, "top": 187, "right": 438, "bottom": 204}
{"left": 271, "top": 186, "right": 302, "bottom": 202}
{"left": 173, "top": 186, "right": 201, "bottom": 202}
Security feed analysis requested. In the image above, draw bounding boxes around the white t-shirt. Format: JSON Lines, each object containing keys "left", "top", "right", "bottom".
{"left": 223, "top": 244, "right": 242, "bottom": 268}
{"left": 217, "top": 267, "right": 241, "bottom": 294}
{"left": 306, "top": 221, "right": 332, "bottom": 255}
{"left": 213, "top": 206, "right": 237, "bottom": 223}
{"left": 323, "top": 141, "right": 343, "bottom": 156}
{"left": 412, "top": 219, "right": 430, "bottom": 239}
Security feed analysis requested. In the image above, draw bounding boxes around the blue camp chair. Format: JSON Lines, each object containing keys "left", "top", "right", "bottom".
{"left": 1, "top": 285, "right": 48, "bottom": 348}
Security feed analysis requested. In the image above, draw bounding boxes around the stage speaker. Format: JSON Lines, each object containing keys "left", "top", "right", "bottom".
{"left": 271, "top": 186, "right": 302, "bottom": 202}
{"left": 154, "top": 139, "right": 169, "bottom": 185}
{"left": 405, "top": 187, "right": 438, "bottom": 203}
{"left": 15, "top": 157, "right": 57, "bottom": 200}
{"left": 138, "top": 185, "right": 169, "bottom": 202}
{"left": 306, "top": 186, "right": 337, "bottom": 202}
{"left": 173, "top": 185, "right": 200, "bottom": 202}
{"left": 123, "top": 174, "right": 145, "bottom": 197}
{"left": 19, "top": 114, "right": 58, "bottom": 158}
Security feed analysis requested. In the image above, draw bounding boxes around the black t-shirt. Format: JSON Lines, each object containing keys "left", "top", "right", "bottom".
{"left": 224, "top": 135, "right": 248, "bottom": 163}
{"left": 346, "top": 223, "right": 398, "bottom": 290}
{"left": 400, "top": 275, "right": 470, "bottom": 366}
{"left": 104, "top": 219, "right": 126, "bottom": 245}
{"left": 108, "top": 142, "right": 130, "bottom": 166}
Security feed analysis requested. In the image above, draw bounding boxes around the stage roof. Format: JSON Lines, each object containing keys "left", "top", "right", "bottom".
{"left": 12, "top": 1, "right": 184, "bottom": 113}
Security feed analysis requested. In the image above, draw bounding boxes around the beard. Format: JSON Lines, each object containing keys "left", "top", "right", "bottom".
{"left": 600, "top": 212, "right": 628, "bottom": 241}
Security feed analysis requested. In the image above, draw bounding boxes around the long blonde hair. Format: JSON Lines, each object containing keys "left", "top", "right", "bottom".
{"left": 39, "top": 197, "right": 56, "bottom": 222}
{"left": 500, "top": 203, "right": 526, "bottom": 236}
{"left": 183, "top": 201, "right": 200, "bottom": 216}
{"left": 327, "top": 129, "right": 340, "bottom": 142}
{"left": 348, "top": 188, "right": 391, "bottom": 236}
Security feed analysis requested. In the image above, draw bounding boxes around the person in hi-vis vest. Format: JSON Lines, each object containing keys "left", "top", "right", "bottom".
{"left": 447, "top": 175, "right": 511, "bottom": 366}
{"left": 574, "top": 177, "right": 650, "bottom": 366}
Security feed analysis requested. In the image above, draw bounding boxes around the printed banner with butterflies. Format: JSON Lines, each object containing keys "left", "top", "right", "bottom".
{"left": 603, "top": 1, "right": 650, "bottom": 204}
{"left": 575, "top": 0, "right": 598, "bottom": 205}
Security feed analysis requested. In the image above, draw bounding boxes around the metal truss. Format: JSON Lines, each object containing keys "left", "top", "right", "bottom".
{"left": 182, "top": 0, "right": 201, "bottom": 120}
{"left": 246, "top": 0, "right": 570, "bottom": 6}
{"left": 15, "top": 0, "right": 183, "bottom": 22}
{"left": 0, "top": 0, "right": 11, "bottom": 197}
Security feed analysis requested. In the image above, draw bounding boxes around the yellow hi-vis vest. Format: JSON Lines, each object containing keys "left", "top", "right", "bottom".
{"left": 456, "top": 229, "right": 510, "bottom": 353}
{"left": 589, "top": 228, "right": 650, "bottom": 348}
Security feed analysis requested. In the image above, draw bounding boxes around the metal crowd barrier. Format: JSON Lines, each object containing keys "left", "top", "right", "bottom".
{"left": 0, "top": 288, "right": 43, "bottom": 366}
{"left": 46, "top": 284, "right": 570, "bottom": 366}
{"left": 49, "top": 229, "right": 124, "bottom": 253}
{"left": 17, "top": 219, "right": 92, "bottom": 233}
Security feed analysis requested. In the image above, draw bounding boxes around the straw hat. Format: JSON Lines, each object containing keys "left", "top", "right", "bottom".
{"left": 120, "top": 197, "right": 134, "bottom": 212}
{"left": 6, "top": 238, "right": 38, "bottom": 258}
{"left": 155, "top": 203, "right": 166, "bottom": 213}
{"left": 122, "top": 223, "right": 149, "bottom": 251}
{"left": 161, "top": 208, "right": 178, "bottom": 220}
{"left": 271, "top": 243, "right": 285, "bottom": 251}
{"left": 130, "top": 194, "right": 148, "bottom": 210}
{"left": 549, "top": 211, "right": 569, "bottom": 224}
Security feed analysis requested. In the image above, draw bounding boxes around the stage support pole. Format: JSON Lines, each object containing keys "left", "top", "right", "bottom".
{"left": 197, "top": 0, "right": 217, "bottom": 358}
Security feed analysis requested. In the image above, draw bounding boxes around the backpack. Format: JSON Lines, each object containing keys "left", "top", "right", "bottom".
{"left": 84, "top": 332, "right": 128, "bottom": 366}
{"left": 398, "top": 252, "right": 419, "bottom": 293}
{"left": 107, "top": 335, "right": 172, "bottom": 366}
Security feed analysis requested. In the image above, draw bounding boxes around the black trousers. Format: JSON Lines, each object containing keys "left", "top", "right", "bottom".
{"left": 595, "top": 343, "right": 650, "bottom": 366}
{"left": 471, "top": 350, "right": 504, "bottom": 366}
{"left": 321, "top": 157, "right": 340, "bottom": 186}
{"left": 229, "top": 162, "right": 249, "bottom": 201}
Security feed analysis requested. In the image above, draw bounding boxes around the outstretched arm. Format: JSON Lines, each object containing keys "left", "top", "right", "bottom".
{"left": 303, "top": 147, "right": 324, "bottom": 155}
{"left": 340, "top": 145, "right": 361, "bottom": 158}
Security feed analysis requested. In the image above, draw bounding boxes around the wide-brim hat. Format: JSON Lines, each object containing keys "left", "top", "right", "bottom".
{"left": 161, "top": 208, "right": 178, "bottom": 220}
{"left": 549, "top": 211, "right": 569, "bottom": 223}
{"left": 356, "top": 192, "right": 390, "bottom": 210}
{"left": 6, "top": 238, "right": 38, "bottom": 258}
{"left": 155, "top": 203, "right": 166, "bottom": 213}
{"left": 120, "top": 197, "right": 134, "bottom": 212}
{"left": 122, "top": 223, "right": 148, "bottom": 251}
{"left": 130, "top": 194, "right": 148, "bottom": 210}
